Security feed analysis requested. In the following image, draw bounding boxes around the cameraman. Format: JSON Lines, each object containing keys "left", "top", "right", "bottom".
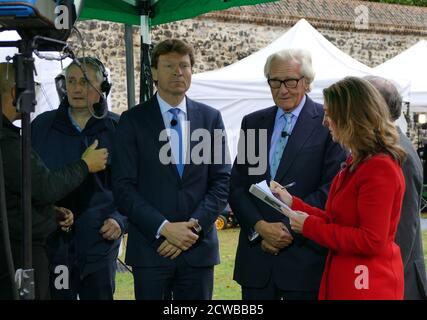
{"left": 0, "top": 62, "right": 108, "bottom": 299}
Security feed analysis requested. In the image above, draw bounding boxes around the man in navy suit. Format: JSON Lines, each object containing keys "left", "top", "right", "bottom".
{"left": 366, "top": 76, "right": 427, "bottom": 300}
{"left": 229, "top": 49, "right": 347, "bottom": 300}
{"left": 112, "top": 39, "right": 230, "bottom": 300}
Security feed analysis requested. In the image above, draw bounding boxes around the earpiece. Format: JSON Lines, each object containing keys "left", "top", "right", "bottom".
{"left": 77, "top": 57, "right": 112, "bottom": 97}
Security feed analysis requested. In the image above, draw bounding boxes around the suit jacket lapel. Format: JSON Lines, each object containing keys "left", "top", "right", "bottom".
{"left": 274, "top": 97, "right": 320, "bottom": 182}
{"left": 257, "top": 106, "right": 277, "bottom": 179}
{"left": 182, "top": 97, "right": 202, "bottom": 180}
{"left": 143, "top": 95, "right": 182, "bottom": 181}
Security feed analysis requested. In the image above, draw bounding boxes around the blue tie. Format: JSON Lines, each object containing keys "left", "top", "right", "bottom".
{"left": 169, "top": 108, "right": 184, "bottom": 177}
{"left": 270, "top": 112, "right": 292, "bottom": 179}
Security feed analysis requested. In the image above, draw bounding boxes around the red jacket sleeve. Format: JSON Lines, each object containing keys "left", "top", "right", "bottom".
{"left": 291, "top": 196, "right": 330, "bottom": 223}
{"left": 302, "top": 157, "right": 403, "bottom": 256}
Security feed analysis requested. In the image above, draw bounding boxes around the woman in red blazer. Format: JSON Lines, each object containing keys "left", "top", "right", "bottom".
{"left": 271, "top": 77, "right": 406, "bottom": 300}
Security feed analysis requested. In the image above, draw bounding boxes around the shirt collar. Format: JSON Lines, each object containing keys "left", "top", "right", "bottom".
{"left": 157, "top": 94, "right": 187, "bottom": 116}
{"left": 67, "top": 107, "right": 83, "bottom": 132}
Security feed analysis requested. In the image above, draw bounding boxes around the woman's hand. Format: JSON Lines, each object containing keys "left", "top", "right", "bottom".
{"left": 270, "top": 180, "right": 293, "bottom": 207}
{"left": 281, "top": 207, "right": 309, "bottom": 234}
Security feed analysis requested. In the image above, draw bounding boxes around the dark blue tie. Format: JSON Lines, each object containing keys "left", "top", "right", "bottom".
{"left": 169, "top": 108, "right": 184, "bottom": 177}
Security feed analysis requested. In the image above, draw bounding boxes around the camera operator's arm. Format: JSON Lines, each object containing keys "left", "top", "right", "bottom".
{"left": 3, "top": 139, "right": 107, "bottom": 206}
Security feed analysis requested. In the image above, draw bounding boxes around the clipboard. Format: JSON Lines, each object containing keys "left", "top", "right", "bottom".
{"left": 249, "top": 180, "right": 293, "bottom": 214}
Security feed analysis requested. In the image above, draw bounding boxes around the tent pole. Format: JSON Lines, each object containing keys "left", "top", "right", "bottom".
{"left": 125, "top": 24, "right": 135, "bottom": 109}
{"left": 139, "top": 1, "right": 153, "bottom": 103}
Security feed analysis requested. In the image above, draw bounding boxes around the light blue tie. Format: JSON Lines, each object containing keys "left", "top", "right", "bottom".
{"left": 270, "top": 112, "right": 292, "bottom": 179}
{"left": 169, "top": 108, "right": 184, "bottom": 177}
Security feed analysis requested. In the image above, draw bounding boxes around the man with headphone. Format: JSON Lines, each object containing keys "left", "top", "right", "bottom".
{"left": 31, "top": 57, "right": 127, "bottom": 300}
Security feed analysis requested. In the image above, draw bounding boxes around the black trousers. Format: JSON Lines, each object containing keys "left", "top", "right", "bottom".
{"left": 242, "top": 275, "right": 318, "bottom": 300}
{"left": 133, "top": 257, "right": 214, "bottom": 300}
{"left": 49, "top": 261, "right": 117, "bottom": 300}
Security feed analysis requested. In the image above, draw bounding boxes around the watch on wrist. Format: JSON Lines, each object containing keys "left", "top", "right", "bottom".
{"left": 190, "top": 218, "right": 202, "bottom": 234}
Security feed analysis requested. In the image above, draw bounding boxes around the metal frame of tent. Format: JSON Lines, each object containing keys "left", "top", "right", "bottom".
{"left": 79, "top": 0, "right": 279, "bottom": 108}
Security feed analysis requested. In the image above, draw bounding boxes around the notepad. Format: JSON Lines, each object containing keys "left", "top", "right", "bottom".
{"left": 249, "top": 180, "right": 293, "bottom": 214}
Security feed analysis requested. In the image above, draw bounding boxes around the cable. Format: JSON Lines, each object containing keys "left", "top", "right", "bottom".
{"left": 70, "top": 27, "right": 108, "bottom": 120}
{"left": 117, "top": 258, "right": 133, "bottom": 273}
{"left": 71, "top": 58, "right": 108, "bottom": 120}
{"left": 39, "top": 84, "right": 55, "bottom": 111}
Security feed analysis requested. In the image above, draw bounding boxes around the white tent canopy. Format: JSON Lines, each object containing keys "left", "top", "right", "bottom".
{"left": 193, "top": 19, "right": 373, "bottom": 82}
{"left": 374, "top": 40, "right": 427, "bottom": 112}
{"left": 188, "top": 19, "right": 408, "bottom": 158}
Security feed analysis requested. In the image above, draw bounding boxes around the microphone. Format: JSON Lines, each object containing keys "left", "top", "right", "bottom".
{"left": 281, "top": 131, "right": 291, "bottom": 138}
{"left": 170, "top": 119, "right": 178, "bottom": 127}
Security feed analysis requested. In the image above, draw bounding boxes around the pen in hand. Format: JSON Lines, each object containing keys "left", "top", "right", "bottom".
{"left": 280, "top": 182, "right": 296, "bottom": 189}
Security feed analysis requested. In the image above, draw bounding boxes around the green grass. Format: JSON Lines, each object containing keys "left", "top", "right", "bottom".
{"left": 213, "top": 228, "right": 240, "bottom": 300}
{"left": 115, "top": 271, "right": 135, "bottom": 300}
{"left": 115, "top": 228, "right": 427, "bottom": 300}
{"left": 114, "top": 228, "right": 241, "bottom": 300}
{"left": 423, "top": 230, "right": 427, "bottom": 269}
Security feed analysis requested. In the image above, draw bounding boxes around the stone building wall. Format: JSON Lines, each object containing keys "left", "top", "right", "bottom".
{"left": 66, "top": 0, "right": 427, "bottom": 115}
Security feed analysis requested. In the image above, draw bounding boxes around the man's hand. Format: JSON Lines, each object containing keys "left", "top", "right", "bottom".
{"left": 157, "top": 239, "right": 182, "bottom": 260}
{"left": 160, "top": 221, "right": 199, "bottom": 251}
{"left": 81, "top": 139, "right": 109, "bottom": 173}
{"left": 254, "top": 220, "right": 293, "bottom": 249}
{"left": 100, "top": 218, "right": 122, "bottom": 241}
{"left": 261, "top": 239, "right": 280, "bottom": 255}
{"left": 54, "top": 206, "right": 74, "bottom": 232}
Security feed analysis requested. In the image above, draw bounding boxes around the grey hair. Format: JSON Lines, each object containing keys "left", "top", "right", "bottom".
{"left": 364, "top": 75, "right": 402, "bottom": 121}
{"left": 264, "top": 48, "right": 315, "bottom": 92}
{"left": 65, "top": 60, "right": 103, "bottom": 84}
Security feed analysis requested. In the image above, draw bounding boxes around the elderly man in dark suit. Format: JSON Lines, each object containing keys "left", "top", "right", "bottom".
{"left": 229, "top": 48, "right": 347, "bottom": 300}
{"left": 112, "top": 39, "right": 230, "bottom": 300}
{"left": 366, "top": 76, "right": 427, "bottom": 300}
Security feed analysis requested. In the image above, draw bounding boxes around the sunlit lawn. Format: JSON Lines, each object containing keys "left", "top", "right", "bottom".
{"left": 115, "top": 227, "right": 427, "bottom": 300}
{"left": 114, "top": 228, "right": 240, "bottom": 300}
{"left": 423, "top": 230, "right": 427, "bottom": 272}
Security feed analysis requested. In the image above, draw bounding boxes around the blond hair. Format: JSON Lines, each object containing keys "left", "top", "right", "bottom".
{"left": 323, "top": 77, "right": 406, "bottom": 169}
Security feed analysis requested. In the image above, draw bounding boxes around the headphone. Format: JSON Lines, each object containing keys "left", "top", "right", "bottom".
{"left": 55, "top": 57, "right": 112, "bottom": 119}
{"left": 76, "top": 57, "right": 112, "bottom": 97}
